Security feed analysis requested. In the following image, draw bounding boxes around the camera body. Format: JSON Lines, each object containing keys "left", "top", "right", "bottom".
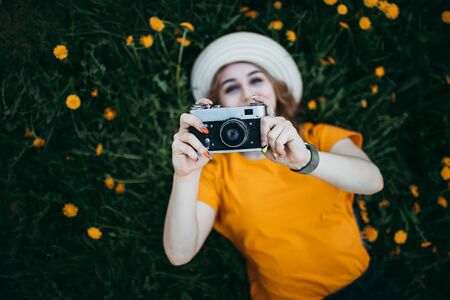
{"left": 188, "top": 102, "right": 267, "bottom": 153}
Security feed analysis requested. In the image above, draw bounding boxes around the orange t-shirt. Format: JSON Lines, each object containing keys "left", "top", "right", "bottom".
{"left": 197, "top": 122, "right": 370, "bottom": 300}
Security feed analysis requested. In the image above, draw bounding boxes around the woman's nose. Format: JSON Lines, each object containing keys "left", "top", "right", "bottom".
{"left": 241, "top": 85, "right": 255, "bottom": 103}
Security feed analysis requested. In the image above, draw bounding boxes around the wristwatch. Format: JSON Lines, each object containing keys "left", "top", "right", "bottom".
{"left": 290, "top": 143, "right": 320, "bottom": 175}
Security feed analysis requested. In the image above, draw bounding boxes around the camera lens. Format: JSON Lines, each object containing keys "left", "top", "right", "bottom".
{"left": 220, "top": 119, "right": 249, "bottom": 148}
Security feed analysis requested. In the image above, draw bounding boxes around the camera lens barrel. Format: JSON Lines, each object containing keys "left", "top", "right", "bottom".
{"left": 219, "top": 118, "right": 249, "bottom": 148}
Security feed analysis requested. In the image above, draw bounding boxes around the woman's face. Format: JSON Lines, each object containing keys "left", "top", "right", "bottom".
{"left": 216, "top": 62, "right": 277, "bottom": 110}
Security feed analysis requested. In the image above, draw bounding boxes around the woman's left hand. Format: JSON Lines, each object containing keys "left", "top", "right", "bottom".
{"left": 260, "top": 115, "right": 311, "bottom": 169}
{"left": 249, "top": 95, "right": 311, "bottom": 170}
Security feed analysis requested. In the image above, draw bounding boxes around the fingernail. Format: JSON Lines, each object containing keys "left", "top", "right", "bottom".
{"left": 199, "top": 127, "right": 209, "bottom": 134}
{"left": 261, "top": 145, "right": 268, "bottom": 153}
{"left": 203, "top": 150, "right": 212, "bottom": 160}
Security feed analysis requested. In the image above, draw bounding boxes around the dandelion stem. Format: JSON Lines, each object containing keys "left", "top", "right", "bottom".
{"left": 175, "top": 30, "right": 188, "bottom": 99}
{"left": 158, "top": 31, "right": 170, "bottom": 60}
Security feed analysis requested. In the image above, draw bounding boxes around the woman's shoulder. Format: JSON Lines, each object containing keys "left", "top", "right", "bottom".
{"left": 298, "top": 121, "right": 362, "bottom": 151}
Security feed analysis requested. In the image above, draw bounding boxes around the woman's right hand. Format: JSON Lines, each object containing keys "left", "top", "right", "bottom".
{"left": 172, "top": 98, "right": 213, "bottom": 177}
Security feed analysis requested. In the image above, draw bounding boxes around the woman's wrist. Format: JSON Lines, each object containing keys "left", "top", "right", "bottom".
{"left": 288, "top": 147, "right": 312, "bottom": 170}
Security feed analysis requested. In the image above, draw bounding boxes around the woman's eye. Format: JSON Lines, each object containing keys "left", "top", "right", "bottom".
{"left": 224, "top": 85, "right": 239, "bottom": 94}
{"left": 250, "top": 78, "right": 263, "bottom": 84}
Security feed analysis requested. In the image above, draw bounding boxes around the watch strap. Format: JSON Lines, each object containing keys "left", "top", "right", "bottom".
{"left": 290, "top": 143, "right": 320, "bottom": 174}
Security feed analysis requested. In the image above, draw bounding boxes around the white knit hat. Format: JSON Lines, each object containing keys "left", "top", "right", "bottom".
{"left": 190, "top": 31, "right": 303, "bottom": 103}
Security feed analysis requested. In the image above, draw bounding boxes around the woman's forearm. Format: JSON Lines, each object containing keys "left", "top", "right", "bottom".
{"left": 163, "top": 171, "right": 202, "bottom": 265}
{"left": 308, "top": 151, "right": 384, "bottom": 195}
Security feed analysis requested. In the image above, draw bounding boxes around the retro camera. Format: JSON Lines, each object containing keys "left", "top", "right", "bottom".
{"left": 188, "top": 102, "right": 267, "bottom": 153}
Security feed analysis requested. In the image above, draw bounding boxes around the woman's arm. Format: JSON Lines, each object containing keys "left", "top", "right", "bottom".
{"left": 163, "top": 171, "right": 216, "bottom": 266}
{"left": 256, "top": 110, "right": 383, "bottom": 195}
{"left": 290, "top": 138, "right": 384, "bottom": 195}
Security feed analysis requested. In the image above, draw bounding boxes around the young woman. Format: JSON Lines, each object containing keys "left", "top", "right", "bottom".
{"left": 164, "top": 32, "right": 404, "bottom": 300}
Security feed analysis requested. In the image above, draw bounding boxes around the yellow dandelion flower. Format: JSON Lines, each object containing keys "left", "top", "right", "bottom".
{"left": 268, "top": 20, "right": 283, "bottom": 30}
{"left": 375, "top": 66, "right": 385, "bottom": 78}
{"left": 91, "top": 89, "right": 98, "bottom": 97}
{"left": 24, "top": 130, "right": 33, "bottom": 138}
{"left": 176, "top": 37, "right": 191, "bottom": 47}
{"left": 441, "top": 166, "right": 450, "bottom": 180}
{"left": 104, "top": 176, "right": 115, "bottom": 189}
{"left": 370, "top": 84, "right": 378, "bottom": 94}
{"left": 32, "top": 137, "right": 45, "bottom": 148}
{"left": 394, "top": 229, "right": 407, "bottom": 244}
{"left": 323, "top": 0, "right": 337, "bottom": 5}
{"left": 66, "top": 94, "right": 81, "bottom": 110}
{"left": 62, "top": 203, "right": 78, "bottom": 218}
{"left": 328, "top": 56, "right": 336, "bottom": 64}
{"left": 240, "top": 6, "right": 250, "bottom": 13}
{"left": 413, "top": 202, "right": 421, "bottom": 214}
{"left": 307, "top": 100, "right": 317, "bottom": 110}
{"left": 274, "top": 1, "right": 282, "bottom": 9}
{"left": 359, "top": 17, "right": 372, "bottom": 30}
{"left": 409, "top": 185, "right": 419, "bottom": 197}
{"left": 337, "top": 4, "right": 348, "bottom": 15}
{"left": 245, "top": 10, "right": 258, "bottom": 19}
{"left": 126, "top": 35, "right": 134, "bottom": 46}
{"left": 361, "top": 99, "right": 368, "bottom": 108}
{"left": 103, "top": 107, "right": 117, "bottom": 121}
{"left": 115, "top": 182, "right": 125, "bottom": 194}
{"left": 96, "top": 143, "right": 103, "bottom": 156}
{"left": 320, "top": 58, "right": 328, "bottom": 65}
{"left": 286, "top": 30, "right": 297, "bottom": 42}
{"left": 361, "top": 211, "right": 370, "bottom": 224}
{"left": 180, "top": 22, "right": 195, "bottom": 32}
{"left": 379, "top": 199, "right": 390, "bottom": 208}
{"left": 358, "top": 199, "right": 367, "bottom": 211}
{"left": 149, "top": 16, "right": 165, "bottom": 32}
{"left": 384, "top": 3, "right": 400, "bottom": 20}
{"left": 377, "top": 0, "right": 388, "bottom": 11}
{"left": 363, "top": 226, "right": 378, "bottom": 242}
{"left": 443, "top": 11, "right": 450, "bottom": 24}
{"left": 140, "top": 35, "right": 154, "bottom": 48}
{"left": 339, "top": 21, "right": 349, "bottom": 29}
{"left": 421, "top": 241, "right": 432, "bottom": 248}
{"left": 443, "top": 156, "right": 450, "bottom": 166}
{"left": 53, "top": 45, "right": 68, "bottom": 60}
{"left": 364, "top": 0, "right": 378, "bottom": 8}
{"left": 87, "top": 227, "right": 102, "bottom": 240}
{"left": 438, "top": 196, "right": 448, "bottom": 208}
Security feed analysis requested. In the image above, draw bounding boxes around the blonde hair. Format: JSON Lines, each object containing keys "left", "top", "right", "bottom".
{"left": 207, "top": 62, "right": 305, "bottom": 129}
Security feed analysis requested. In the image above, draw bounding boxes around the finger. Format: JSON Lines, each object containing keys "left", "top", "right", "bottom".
{"left": 178, "top": 132, "right": 212, "bottom": 160}
{"left": 195, "top": 98, "right": 213, "bottom": 105}
{"left": 179, "top": 113, "right": 208, "bottom": 134}
{"left": 249, "top": 95, "right": 275, "bottom": 116}
{"left": 172, "top": 140, "right": 199, "bottom": 161}
{"left": 260, "top": 116, "right": 284, "bottom": 147}
{"left": 267, "top": 121, "right": 287, "bottom": 156}
{"left": 274, "top": 123, "right": 294, "bottom": 157}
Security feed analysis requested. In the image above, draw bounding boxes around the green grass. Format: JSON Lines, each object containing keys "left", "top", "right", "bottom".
{"left": 0, "top": 0, "right": 449, "bottom": 299}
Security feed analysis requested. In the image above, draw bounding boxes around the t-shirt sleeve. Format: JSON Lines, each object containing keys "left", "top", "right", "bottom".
{"left": 197, "top": 159, "right": 222, "bottom": 212}
{"left": 313, "top": 123, "right": 363, "bottom": 152}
